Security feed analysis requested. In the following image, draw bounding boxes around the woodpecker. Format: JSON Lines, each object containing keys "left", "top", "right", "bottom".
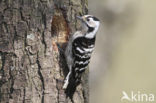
{"left": 63, "top": 15, "right": 100, "bottom": 89}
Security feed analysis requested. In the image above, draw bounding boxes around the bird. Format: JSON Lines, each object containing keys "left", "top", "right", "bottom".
{"left": 63, "top": 15, "right": 100, "bottom": 89}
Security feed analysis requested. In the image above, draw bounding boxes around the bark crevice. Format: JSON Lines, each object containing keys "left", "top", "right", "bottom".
{"left": 36, "top": 52, "right": 45, "bottom": 103}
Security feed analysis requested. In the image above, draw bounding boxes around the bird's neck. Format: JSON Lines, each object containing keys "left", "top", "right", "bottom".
{"left": 85, "top": 26, "right": 99, "bottom": 38}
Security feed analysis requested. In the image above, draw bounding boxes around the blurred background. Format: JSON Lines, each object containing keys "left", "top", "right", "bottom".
{"left": 89, "top": 0, "right": 156, "bottom": 103}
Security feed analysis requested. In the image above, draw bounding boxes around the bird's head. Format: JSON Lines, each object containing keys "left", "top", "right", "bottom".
{"left": 77, "top": 15, "right": 100, "bottom": 32}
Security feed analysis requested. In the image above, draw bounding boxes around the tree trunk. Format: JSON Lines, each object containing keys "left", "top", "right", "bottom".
{"left": 0, "top": 0, "right": 88, "bottom": 103}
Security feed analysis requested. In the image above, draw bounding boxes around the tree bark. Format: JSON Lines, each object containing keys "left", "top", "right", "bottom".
{"left": 0, "top": 0, "right": 88, "bottom": 103}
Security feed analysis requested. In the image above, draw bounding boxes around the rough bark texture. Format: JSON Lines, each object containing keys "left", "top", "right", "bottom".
{"left": 0, "top": 0, "right": 88, "bottom": 103}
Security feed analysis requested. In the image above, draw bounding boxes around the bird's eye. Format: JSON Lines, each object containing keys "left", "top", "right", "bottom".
{"left": 87, "top": 18, "right": 90, "bottom": 22}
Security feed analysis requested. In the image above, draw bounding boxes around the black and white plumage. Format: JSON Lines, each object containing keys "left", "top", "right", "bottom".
{"left": 63, "top": 15, "right": 100, "bottom": 89}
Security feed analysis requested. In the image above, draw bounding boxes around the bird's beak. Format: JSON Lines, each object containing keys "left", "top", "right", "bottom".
{"left": 76, "top": 16, "right": 83, "bottom": 21}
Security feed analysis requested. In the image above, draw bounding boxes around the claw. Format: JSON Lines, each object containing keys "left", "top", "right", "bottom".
{"left": 56, "top": 43, "right": 64, "bottom": 53}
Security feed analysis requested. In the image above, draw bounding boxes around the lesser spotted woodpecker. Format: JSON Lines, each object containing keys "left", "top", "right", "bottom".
{"left": 63, "top": 15, "right": 100, "bottom": 89}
